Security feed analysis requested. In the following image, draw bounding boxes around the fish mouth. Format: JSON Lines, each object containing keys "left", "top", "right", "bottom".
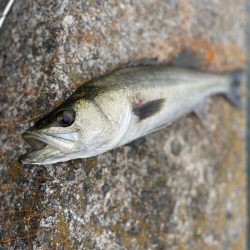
{"left": 22, "top": 133, "right": 49, "bottom": 151}
{"left": 20, "top": 130, "right": 75, "bottom": 165}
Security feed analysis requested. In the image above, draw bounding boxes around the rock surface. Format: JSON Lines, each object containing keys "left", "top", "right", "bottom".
{"left": 0, "top": 0, "right": 246, "bottom": 249}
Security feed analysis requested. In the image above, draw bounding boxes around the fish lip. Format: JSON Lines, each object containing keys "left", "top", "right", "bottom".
{"left": 19, "top": 147, "right": 59, "bottom": 165}
{"left": 20, "top": 130, "right": 63, "bottom": 165}
{"left": 22, "top": 130, "right": 76, "bottom": 150}
{"left": 22, "top": 130, "right": 57, "bottom": 150}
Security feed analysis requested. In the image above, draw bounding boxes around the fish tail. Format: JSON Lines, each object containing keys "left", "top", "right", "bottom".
{"left": 226, "top": 71, "right": 242, "bottom": 108}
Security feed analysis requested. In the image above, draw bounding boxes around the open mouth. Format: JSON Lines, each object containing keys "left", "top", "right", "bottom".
{"left": 22, "top": 131, "right": 52, "bottom": 153}
{"left": 20, "top": 131, "right": 62, "bottom": 165}
{"left": 24, "top": 136, "right": 48, "bottom": 152}
{"left": 20, "top": 130, "right": 77, "bottom": 165}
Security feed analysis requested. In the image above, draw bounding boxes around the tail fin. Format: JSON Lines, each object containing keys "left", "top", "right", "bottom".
{"left": 226, "top": 71, "right": 243, "bottom": 108}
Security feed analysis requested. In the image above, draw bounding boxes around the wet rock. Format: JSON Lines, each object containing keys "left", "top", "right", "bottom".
{"left": 0, "top": 0, "right": 246, "bottom": 249}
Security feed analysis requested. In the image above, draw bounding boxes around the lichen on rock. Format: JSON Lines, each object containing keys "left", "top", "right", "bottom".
{"left": 0, "top": 0, "right": 246, "bottom": 249}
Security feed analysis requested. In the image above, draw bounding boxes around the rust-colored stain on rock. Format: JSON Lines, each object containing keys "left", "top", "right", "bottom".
{"left": 0, "top": 0, "right": 246, "bottom": 249}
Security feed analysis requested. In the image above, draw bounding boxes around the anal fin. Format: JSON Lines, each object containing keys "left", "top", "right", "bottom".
{"left": 193, "top": 102, "right": 211, "bottom": 127}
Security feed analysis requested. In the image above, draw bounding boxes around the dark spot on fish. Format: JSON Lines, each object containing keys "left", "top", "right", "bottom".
{"left": 133, "top": 98, "right": 165, "bottom": 121}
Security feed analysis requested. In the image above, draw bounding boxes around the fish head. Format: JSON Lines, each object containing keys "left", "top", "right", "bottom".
{"left": 20, "top": 91, "right": 131, "bottom": 165}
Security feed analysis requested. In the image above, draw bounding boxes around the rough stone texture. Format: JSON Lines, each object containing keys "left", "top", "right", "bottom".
{"left": 0, "top": 0, "right": 246, "bottom": 249}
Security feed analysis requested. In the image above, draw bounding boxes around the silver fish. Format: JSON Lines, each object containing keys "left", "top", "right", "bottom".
{"left": 20, "top": 65, "right": 241, "bottom": 165}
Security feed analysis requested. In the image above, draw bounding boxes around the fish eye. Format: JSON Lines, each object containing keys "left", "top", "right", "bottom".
{"left": 56, "top": 109, "right": 75, "bottom": 126}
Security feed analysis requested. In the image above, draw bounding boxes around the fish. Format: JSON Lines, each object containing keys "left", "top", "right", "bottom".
{"left": 19, "top": 65, "right": 242, "bottom": 165}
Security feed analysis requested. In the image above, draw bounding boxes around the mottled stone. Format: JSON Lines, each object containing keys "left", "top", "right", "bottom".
{"left": 170, "top": 138, "right": 182, "bottom": 156}
{"left": 0, "top": 0, "right": 246, "bottom": 249}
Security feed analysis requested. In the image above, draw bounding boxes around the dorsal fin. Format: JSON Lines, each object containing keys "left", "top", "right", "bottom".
{"left": 119, "top": 58, "right": 159, "bottom": 69}
{"left": 170, "top": 49, "right": 204, "bottom": 70}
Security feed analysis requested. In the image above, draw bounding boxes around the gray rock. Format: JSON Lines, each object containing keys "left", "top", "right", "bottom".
{"left": 0, "top": 0, "right": 246, "bottom": 249}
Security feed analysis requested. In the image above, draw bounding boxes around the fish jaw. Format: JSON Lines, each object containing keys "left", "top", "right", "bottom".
{"left": 19, "top": 146, "right": 63, "bottom": 165}
{"left": 20, "top": 130, "right": 77, "bottom": 164}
